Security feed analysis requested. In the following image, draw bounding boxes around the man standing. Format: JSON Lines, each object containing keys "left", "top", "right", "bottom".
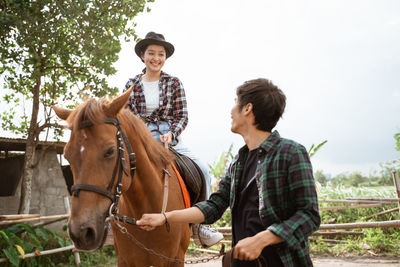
{"left": 137, "top": 78, "right": 320, "bottom": 266}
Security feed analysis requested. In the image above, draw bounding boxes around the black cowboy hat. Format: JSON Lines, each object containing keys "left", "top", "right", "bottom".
{"left": 134, "top": 32, "right": 175, "bottom": 59}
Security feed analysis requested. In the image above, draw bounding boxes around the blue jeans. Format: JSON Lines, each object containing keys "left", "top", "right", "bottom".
{"left": 147, "top": 121, "right": 211, "bottom": 199}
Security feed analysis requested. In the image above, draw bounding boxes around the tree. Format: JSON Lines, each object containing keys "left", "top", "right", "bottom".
{"left": 0, "top": 0, "right": 152, "bottom": 214}
{"left": 394, "top": 132, "right": 400, "bottom": 151}
{"left": 314, "top": 170, "right": 327, "bottom": 186}
{"left": 347, "top": 171, "right": 366, "bottom": 187}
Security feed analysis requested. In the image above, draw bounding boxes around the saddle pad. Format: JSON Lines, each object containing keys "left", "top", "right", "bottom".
{"left": 171, "top": 162, "right": 191, "bottom": 209}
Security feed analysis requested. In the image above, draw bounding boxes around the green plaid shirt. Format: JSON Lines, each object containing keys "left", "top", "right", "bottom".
{"left": 195, "top": 131, "right": 320, "bottom": 267}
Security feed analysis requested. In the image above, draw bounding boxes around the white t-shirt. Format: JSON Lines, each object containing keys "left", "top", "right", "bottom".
{"left": 142, "top": 81, "right": 160, "bottom": 116}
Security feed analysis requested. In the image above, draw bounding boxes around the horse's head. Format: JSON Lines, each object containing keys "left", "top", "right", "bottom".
{"left": 53, "top": 88, "right": 133, "bottom": 251}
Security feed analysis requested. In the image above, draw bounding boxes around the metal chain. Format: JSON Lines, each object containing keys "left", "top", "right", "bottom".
{"left": 113, "top": 219, "right": 225, "bottom": 264}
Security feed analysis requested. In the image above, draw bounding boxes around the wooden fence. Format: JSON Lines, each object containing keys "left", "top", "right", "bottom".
{"left": 0, "top": 172, "right": 399, "bottom": 263}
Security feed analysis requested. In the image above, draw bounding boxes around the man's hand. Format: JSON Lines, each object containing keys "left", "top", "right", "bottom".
{"left": 233, "top": 230, "right": 283, "bottom": 261}
{"left": 137, "top": 213, "right": 165, "bottom": 231}
{"left": 233, "top": 235, "right": 265, "bottom": 261}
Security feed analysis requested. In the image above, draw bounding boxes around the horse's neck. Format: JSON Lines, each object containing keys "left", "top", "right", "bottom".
{"left": 122, "top": 141, "right": 166, "bottom": 216}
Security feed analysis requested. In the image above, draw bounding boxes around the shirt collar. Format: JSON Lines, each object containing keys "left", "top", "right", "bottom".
{"left": 238, "top": 130, "right": 281, "bottom": 156}
{"left": 259, "top": 130, "right": 280, "bottom": 152}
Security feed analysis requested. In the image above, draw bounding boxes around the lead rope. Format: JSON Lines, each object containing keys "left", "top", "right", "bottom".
{"left": 113, "top": 221, "right": 225, "bottom": 264}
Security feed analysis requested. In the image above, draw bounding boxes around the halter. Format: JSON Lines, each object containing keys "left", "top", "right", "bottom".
{"left": 70, "top": 117, "right": 136, "bottom": 218}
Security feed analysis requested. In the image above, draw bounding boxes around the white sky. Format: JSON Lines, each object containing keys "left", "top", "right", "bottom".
{"left": 107, "top": 0, "right": 400, "bottom": 176}
{"left": 106, "top": 0, "right": 400, "bottom": 175}
{"left": 2, "top": 0, "right": 398, "bottom": 177}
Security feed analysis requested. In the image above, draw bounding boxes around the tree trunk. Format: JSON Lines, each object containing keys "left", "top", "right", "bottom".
{"left": 18, "top": 78, "right": 41, "bottom": 214}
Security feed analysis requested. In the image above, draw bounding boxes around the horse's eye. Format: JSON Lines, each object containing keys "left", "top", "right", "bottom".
{"left": 104, "top": 147, "right": 115, "bottom": 158}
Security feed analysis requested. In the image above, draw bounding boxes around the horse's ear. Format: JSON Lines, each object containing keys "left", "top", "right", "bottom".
{"left": 52, "top": 106, "right": 72, "bottom": 121}
{"left": 103, "top": 86, "right": 133, "bottom": 117}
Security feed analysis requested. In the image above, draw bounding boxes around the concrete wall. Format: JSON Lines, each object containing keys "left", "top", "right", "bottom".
{"left": 0, "top": 148, "right": 70, "bottom": 231}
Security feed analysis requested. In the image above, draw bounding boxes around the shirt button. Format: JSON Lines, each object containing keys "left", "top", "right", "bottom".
{"left": 261, "top": 214, "right": 265, "bottom": 218}
{"left": 258, "top": 160, "right": 261, "bottom": 164}
{"left": 259, "top": 149, "right": 263, "bottom": 153}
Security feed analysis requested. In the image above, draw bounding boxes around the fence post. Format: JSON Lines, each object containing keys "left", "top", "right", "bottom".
{"left": 392, "top": 171, "right": 400, "bottom": 216}
{"left": 64, "top": 196, "right": 81, "bottom": 266}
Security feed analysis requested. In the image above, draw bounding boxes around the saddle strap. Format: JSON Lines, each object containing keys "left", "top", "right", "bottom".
{"left": 161, "top": 168, "right": 170, "bottom": 213}
{"left": 161, "top": 142, "right": 170, "bottom": 214}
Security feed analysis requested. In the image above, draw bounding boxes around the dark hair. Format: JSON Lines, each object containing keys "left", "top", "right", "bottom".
{"left": 236, "top": 78, "right": 286, "bottom": 132}
{"left": 139, "top": 44, "right": 166, "bottom": 56}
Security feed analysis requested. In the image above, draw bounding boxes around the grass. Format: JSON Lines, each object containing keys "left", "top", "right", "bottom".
{"left": 59, "top": 246, "right": 117, "bottom": 267}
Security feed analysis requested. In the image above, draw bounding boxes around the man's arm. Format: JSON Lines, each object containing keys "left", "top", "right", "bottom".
{"left": 267, "top": 144, "right": 321, "bottom": 250}
{"left": 138, "top": 159, "right": 235, "bottom": 230}
{"left": 137, "top": 207, "right": 205, "bottom": 231}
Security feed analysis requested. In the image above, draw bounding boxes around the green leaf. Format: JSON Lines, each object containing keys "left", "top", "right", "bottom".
{"left": 28, "top": 232, "right": 42, "bottom": 250}
{"left": 50, "top": 230, "right": 66, "bottom": 247}
{"left": 35, "top": 227, "right": 50, "bottom": 243}
{"left": 309, "top": 140, "right": 328, "bottom": 158}
{"left": 2, "top": 246, "right": 20, "bottom": 266}
{"left": 16, "top": 223, "right": 36, "bottom": 235}
{"left": 0, "top": 230, "right": 9, "bottom": 241}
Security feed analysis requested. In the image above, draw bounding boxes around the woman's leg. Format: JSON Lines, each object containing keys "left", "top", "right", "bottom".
{"left": 146, "top": 121, "right": 222, "bottom": 247}
{"left": 188, "top": 157, "right": 211, "bottom": 199}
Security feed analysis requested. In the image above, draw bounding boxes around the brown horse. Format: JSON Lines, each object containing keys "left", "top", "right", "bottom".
{"left": 53, "top": 88, "right": 190, "bottom": 266}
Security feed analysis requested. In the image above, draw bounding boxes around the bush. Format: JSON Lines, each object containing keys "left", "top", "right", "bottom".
{"left": 0, "top": 223, "right": 116, "bottom": 266}
{"left": 0, "top": 223, "right": 69, "bottom": 266}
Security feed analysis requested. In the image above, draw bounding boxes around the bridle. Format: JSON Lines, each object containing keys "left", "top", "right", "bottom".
{"left": 70, "top": 116, "right": 171, "bottom": 225}
{"left": 70, "top": 117, "right": 137, "bottom": 223}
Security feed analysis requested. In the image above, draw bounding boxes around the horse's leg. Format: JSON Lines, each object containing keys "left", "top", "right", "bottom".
{"left": 168, "top": 228, "right": 189, "bottom": 267}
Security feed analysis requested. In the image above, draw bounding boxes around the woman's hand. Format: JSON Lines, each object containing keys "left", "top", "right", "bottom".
{"left": 160, "top": 131, "right": 173, "bottom": 145}
{"left": 136, "top": 213, "right": 165, "bottom": 231}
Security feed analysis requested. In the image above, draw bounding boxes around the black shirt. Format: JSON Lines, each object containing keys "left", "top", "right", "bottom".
{"left": 232, "top": 149, "right": 283, "bottom": 267}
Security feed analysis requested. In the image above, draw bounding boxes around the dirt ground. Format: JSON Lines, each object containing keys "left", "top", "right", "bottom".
{"left": 184, "top": 256, "right": 400, "bottom": 267}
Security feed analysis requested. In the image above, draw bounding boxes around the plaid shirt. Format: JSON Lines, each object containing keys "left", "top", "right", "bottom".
{"left": 123, "top": 70, "right": 188, "bottom": 138}
{"left": 195, "top": 131, "right": 320, "bottom": 267}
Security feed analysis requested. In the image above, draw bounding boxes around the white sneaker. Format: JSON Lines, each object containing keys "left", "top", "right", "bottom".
{"left": 191, "top": 224, "right": 224, "bottom": 248}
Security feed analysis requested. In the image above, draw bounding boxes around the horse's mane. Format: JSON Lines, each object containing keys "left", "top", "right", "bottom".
{"left": 119, "top": 108, "right": 174, "bottom": 166}
{"left": 67, "top": 97, "right": 173, "bottom": 167}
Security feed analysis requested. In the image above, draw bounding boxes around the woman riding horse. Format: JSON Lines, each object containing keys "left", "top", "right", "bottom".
{"left": 122, "top": 31, "right": 223, "bottom": 247}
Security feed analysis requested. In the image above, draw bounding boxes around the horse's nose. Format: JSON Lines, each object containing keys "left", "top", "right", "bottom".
{"left": 68, "top": 221, "right": 97, "bottom": 249}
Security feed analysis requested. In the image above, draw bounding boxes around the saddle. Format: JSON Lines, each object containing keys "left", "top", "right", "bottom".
{"left": 169, "top": 148, "right": 207, "bottom": 206}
